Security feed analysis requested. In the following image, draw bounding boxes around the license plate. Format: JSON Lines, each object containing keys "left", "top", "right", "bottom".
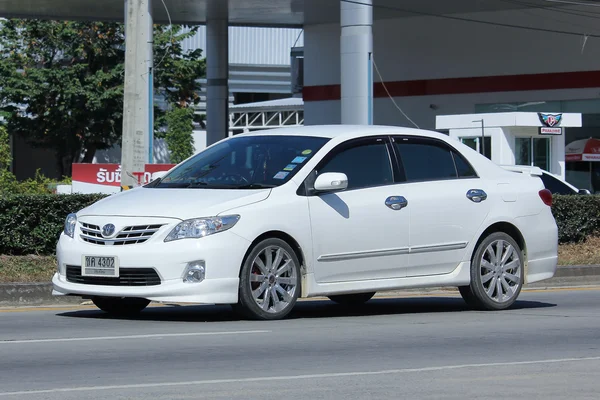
{"left": 82, "top": 256, "right": 119, "bottom": 277}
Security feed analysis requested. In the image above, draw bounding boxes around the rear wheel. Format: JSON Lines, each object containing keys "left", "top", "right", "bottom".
{"left": 328, "top": 292, "right": 376, "bottom": 306}
{"left": 92, "top": 296, "right": 150, "bottom": 316}
{"left": 234, "top": 238, "right": 301, "bottom": 320}
{"left": 460, "top": 232, "right": 524, "bottom": 311}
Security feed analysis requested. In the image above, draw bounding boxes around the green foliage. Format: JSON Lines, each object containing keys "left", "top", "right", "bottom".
{"left": 153, "top": 25, "right": 205, "bottom": 109}
{"left": 552, "top": 194, "right": 600, "bottom": 244}
{"left": 0, "top": 20, "right": 126, "bottom": 176}
{"left": 0, "top": 126, "right": 20, "bottom": 195}
{"left": 0, "top": 126, "right": 10, "bottom": 170}
{"left": 0, "top": 194, "right": 107, "bottom": 255}
{"left": 164, "top": 107, "right": 195, "bottom": 163}
{"left": 0, "top": 20, "right": 205, "bottom": 176}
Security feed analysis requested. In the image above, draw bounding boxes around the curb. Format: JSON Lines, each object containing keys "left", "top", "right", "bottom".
{"left": 1, "top": 265, "right": 600, "bottom": 308}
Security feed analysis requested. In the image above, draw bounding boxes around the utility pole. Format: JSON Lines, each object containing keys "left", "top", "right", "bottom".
{"left": 121, "top": 0, "right": 153, "bottom": 189}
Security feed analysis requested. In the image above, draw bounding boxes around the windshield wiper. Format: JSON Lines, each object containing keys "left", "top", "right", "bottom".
{"left": 230, "top": 183, "right": 276, "bottom": 189}
{"left": 186, "top": 181, "right": 209, "bottom": 188}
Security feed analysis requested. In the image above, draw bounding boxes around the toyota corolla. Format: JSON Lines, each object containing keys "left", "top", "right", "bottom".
{"left": 53, "top": 125, "right": 558, "bottom": 320}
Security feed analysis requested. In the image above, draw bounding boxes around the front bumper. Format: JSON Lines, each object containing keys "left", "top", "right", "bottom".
{"left": 53, "top": 218, "right": 251, "bottom": 304}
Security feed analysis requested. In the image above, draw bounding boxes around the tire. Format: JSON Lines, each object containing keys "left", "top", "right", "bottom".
{"left": 460, "top": 232, "right": 524, "bottom": 311}
{"left": 92, "top": 296, "right": 150, "bottom": 316}
{"left": 328, "top": 292, "right": 376, "bottom": 306}
{"left": 234, "top": 238, "right": 301, "bottom": 320}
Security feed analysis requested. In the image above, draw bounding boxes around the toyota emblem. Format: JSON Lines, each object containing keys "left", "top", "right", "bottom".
{"left": 101, "top": 224, "right": 116, "bottom": 237}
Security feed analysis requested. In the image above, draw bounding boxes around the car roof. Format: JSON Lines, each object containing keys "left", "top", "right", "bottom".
{"left": 236, "top": 124, "right": 452, "bottom": 141}
{"left": 231, "top": 124, "right": 521, "bottom": 180}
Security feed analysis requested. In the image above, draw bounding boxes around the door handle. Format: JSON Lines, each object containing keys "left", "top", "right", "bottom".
{"left": 385, "top": 196, "right": 408, "bottom": 210}
{"left": 466, "top": 189, "right": 487, "bottom": 203}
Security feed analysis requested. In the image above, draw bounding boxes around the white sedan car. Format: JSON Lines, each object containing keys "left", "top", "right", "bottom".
{"left": 53, "top": 125, "right": 558, "bottom": 320}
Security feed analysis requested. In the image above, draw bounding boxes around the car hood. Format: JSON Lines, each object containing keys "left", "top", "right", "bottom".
{"left": 78, "top": 187, "right": 272, "bottom": 220}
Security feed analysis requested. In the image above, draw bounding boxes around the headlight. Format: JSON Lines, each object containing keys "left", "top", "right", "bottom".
{"left": 64, "top": 213, "right": 77, "bottom": 238}
{"left": 164, "top": 215, "right": 240, "bottom": 242}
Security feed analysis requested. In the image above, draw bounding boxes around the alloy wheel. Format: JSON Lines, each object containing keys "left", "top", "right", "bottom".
{"left": 479, "top": 239, "right": 522, "bottom": 303}
{"left": 249, "top": 245, "right": 299, "bottom": 314}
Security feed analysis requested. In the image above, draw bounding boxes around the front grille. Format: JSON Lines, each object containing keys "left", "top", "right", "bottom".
{"left": 66, "top": 265, "right": 161, "bottom": 286}
{"left": 80, "top": 223, "right": 163, "bottom": 246}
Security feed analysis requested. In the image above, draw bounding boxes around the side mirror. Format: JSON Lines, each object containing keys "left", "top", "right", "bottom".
{"left": 151, "top": 171, "right": 167, "bottom": 182}
{"left": 314, "top": 172, "right": 348, "bottom": 193}
{"left": 578, "top": 188, "right": 591, "bottom": 195}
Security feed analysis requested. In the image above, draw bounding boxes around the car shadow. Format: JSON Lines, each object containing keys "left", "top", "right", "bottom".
{"left": 55, "top": 295, "right": 557, "bottom": 323}
{"left": 319, "top": 193, "right": 350, "bottom": 218}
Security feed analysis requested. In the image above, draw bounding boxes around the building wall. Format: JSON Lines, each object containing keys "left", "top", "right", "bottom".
{"left": 182, "top": 26, "right": 303, "bottom": 66}
{"left": 303, "top": 10, "right": 600, "bottom": 129}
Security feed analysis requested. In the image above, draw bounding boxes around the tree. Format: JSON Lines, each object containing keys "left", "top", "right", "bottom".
{"left": 152, "top": 24, "right": 205, "bottom": 163}
{"left": 164, "top": 107, "right": 195, "bottom": 164}
{"left": 0, "top": 20, "right": 205, "bottom": 177}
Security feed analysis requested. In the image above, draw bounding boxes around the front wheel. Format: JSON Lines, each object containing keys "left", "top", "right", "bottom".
{"left": 459, "top": 232, "right": 524, "bottom": 311}
{"left": 92, "top": 296, "right": 150, "bottom": 316}
{"left": 234, "top": 238, "right": 301, "bottom": 320}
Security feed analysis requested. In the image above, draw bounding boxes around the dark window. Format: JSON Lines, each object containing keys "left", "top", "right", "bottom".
{"left": 539, "top": 173, "right": 576, "bottom": 195}
{"left": 153, "top": 135, "right": 329, "bottom": 189}
{"left": 395, "top": 139, "right": 458, "bottom": 182}
{"left": 319, "top": 141, "right": 393, "bottom": 190}
{"left": 452, "top": 151, "right": 478, "bottom": 178}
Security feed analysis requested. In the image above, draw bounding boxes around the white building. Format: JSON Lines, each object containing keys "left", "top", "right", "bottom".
{"left": 436, "top": 112, "right": 582, "bottom": 181}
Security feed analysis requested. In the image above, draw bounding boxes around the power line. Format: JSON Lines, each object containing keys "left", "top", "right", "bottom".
{"left": 372, "top": 55, "right": 419, "bottom": 129}
{"left": 543, "top": 0, "right": 600, "bottom": 7}
{"left": 339, "top": 0, "right": 600, "bottom": 39}
{"left": 498, "top": 0, "right": 600, "bottom": 18}
{"left": 153, "top": 0, "right": 173, "bottom": 71}
{"left": 495, "top": 0, "right": 600, "bottom": 34}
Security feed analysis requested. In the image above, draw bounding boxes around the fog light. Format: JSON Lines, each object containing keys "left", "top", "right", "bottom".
{"left": 183, "top": 261, "right": 205, "bottom": 283}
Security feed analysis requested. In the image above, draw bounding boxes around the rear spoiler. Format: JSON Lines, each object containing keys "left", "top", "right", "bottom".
{"left": 498, "top": 165, "right": 544, "bottom": 177}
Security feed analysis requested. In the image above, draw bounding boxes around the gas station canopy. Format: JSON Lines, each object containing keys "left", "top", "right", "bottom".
{"left": 0, "top": 0, "right": 556, "bottom": 26}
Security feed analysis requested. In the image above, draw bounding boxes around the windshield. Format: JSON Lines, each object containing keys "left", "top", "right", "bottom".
{"left": 151, "top": 135, "right": 330, "bottom": 189}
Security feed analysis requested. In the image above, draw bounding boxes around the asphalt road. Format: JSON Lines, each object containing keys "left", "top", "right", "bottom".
{"left": 1, "top": 288, "right": 600, "bottom": 399}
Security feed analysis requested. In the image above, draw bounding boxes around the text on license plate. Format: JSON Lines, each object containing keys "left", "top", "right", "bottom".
{"left": 82, "top": 256, "right": 119, "bottom": 277}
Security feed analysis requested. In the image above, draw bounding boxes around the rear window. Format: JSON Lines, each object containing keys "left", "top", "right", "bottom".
{"left": 539, "top": 173, "right": 576, "bottom": 195}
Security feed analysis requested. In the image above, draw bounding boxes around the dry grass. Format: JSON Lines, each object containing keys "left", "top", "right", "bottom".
{"left": 558, "top": 236, "right": 600, "bottom": 266}
{"left": 0, "top": 255, "right": 57, "bottom": 283}
{"left": 0, "top": 239, "right": 599, "bottom": 283}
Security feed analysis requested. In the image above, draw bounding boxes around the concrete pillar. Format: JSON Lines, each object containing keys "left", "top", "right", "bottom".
{"left": 206, "top": 1, "right": 229, "bottom": 146}
{"left": 340, "top": 0, "right": 373, "bottom": 125}
{"left": 552, "top": 133, "right": 566, "bottom": 179}
{"left": 121, "top": 0, "right": 153, "bottom": 188}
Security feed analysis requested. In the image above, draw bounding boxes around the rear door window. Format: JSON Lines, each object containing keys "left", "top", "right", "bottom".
{"left": 393, "top": 137, "right": 477, "bottom": 182}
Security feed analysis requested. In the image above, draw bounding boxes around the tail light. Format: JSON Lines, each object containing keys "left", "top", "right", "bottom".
{"left": 539, "top": 189, "right": 552, "bottom": 206}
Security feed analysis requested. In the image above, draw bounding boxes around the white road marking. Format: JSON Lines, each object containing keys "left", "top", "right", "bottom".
{"left": 0, "top": 330, "right": 270, "bottom": 345}
{"left": 1, "top": 356, "right": 599, "bottom": 396}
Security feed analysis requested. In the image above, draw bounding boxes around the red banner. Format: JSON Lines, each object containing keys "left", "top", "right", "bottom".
{"left": 72, "top": 163, "right": 176, "bottom": 187}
